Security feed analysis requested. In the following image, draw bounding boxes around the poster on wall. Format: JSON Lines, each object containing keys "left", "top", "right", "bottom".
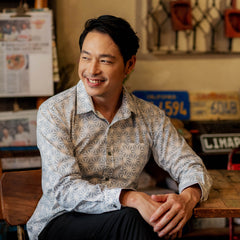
{"left": 0, "top": 109, "right": 37, "bottom": 147}
{"left": 0, "top": 10, "right": 53, "bottom": 97}
{"left": 0, "top": 109, "right": 41, "bottom": 170}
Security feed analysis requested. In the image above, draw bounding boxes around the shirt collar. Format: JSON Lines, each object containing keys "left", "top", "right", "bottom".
{"left": 76, "top": 80, "right": 95, "bottom": 114}
{"left": 76, "top": 80, "right": 137, "bottom": 117}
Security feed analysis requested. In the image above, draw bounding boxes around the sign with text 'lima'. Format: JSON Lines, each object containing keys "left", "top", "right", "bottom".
{"left": 200, "top": 133, "right": 240, "bottom": 153}
{"left": 133, "top": 91, "right": 190, "bottom": 120}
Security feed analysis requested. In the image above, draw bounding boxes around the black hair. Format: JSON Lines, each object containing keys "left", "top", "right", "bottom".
{"left": 79, "top": 15, "right": 139, "bottom": 65}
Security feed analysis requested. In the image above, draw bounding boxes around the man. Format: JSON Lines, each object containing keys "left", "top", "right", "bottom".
{"left": 14, "top": 123, "right": 31, "bottom": 145}
{"left": 0, "top": 127, "right": 13, "bottom": 146}
{"left": 27, "top": 15, "right": 212, "bottom": 240}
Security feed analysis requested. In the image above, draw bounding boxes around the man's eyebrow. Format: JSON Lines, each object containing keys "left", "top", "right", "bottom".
{"left": 81, "top": 50, "right": 90, "bottom": 55}
{"left": 99, "top": 54, "right": 116, "bottom": 59}
{"left": 81, "top": 50, "right": 116, "bottom": 59}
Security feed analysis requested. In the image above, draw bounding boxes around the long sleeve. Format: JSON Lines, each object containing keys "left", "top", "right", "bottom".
{"left": 151, "top": 115, "right": 212, "bottom": 201}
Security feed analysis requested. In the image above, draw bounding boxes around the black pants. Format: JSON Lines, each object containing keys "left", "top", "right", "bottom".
{"left": 38, "top": 207, "right": 161, "bottom": 240}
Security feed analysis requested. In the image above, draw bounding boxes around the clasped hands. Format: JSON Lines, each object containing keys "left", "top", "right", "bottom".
{"left": 120, "top": 185, "right": 201, "bottom": 239}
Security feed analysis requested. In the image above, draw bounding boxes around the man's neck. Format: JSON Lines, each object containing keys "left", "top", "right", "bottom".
{"left": 93, "top": 93, "right": 122, "bottom": 123}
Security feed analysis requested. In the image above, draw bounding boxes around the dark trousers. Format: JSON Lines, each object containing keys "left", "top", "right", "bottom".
{"left": 38, "top": 207, "right": 161, "bottom": 240}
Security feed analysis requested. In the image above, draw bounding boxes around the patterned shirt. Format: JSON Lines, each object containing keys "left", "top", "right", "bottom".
{"left": 27, "top": 80, "right": 212, "bottom": 240}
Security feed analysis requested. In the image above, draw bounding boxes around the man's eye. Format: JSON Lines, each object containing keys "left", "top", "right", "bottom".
{"left": 81, "top": 56, "right": 89, "bottom": 60}
{"left": 101, "top": 59, "right": 112, "bottom": 64}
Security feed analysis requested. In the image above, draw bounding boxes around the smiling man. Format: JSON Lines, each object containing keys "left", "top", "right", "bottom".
{"left": 79, "top": 30, "right": 134, "bottom": 123}
{"left": 27, "top": 15, "right": 212, "bottom": 240}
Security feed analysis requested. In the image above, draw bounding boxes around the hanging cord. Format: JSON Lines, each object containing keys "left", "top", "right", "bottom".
{"left": 231, "top": 0, "right": 236, "bottom": 9}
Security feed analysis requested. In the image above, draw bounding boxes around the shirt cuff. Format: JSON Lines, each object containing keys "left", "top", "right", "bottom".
{"left": 104, "top": 188, "right": 122, "bottom": 211}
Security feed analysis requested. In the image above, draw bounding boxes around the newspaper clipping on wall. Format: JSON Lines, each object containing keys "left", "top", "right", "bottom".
{"left": 0, "top": 10, "right": 53, "bottom": 97}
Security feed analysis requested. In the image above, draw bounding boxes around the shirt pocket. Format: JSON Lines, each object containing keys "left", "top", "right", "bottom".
{"left": 115, "top": 143, "right": 149, "bottom": 180}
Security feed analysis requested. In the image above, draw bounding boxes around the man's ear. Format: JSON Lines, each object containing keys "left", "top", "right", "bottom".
{"left": 125, "top": 55, "right": 136, "bottom": 75}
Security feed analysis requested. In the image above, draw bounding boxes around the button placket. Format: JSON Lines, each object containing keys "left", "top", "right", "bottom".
{"left": 104, "top": 126, "right": 114, "bottom": 180}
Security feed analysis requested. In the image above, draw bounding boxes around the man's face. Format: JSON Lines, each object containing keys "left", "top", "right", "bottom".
{"left": 78, "top": 31, "right": 134, "bottom": 102}
{"left": 17, "top": 125, "right": 24, "bottom": 133}
{"left": 3, "top": 128, "right": 8, "bottom": 137}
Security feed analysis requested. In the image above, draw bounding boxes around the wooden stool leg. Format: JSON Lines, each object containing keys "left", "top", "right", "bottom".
{"left": 229, "top": 217, "right": 233, "bottom": 240}
{"left": 17, "top": 225, "right": 26, "bottom": 240}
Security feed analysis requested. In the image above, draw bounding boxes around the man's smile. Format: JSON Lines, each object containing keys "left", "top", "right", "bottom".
{"left": 87, "top": 78, "right": 106, "bottom": 84}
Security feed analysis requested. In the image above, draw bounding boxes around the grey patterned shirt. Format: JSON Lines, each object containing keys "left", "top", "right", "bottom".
{"left": 27, "top": 80, "right": 212, "bottom": 240}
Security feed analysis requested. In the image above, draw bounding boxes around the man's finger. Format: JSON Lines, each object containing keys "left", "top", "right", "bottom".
{"left": 150, "top": 201, "right": 171, "bottom": 223}
{"left": 151, "top": 194, "right": 168, "bottom": 202}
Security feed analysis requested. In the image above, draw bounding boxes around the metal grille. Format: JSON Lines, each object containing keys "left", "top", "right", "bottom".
{"left": 147, "top": 0, "right": 240, "bottom": 54}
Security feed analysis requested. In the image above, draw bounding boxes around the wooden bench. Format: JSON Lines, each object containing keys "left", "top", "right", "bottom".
{"left": 0, "top": 169, "right": 42, "bottom": 240}
{"left": 0, "top": 148, "right": 41, "bottom": 240}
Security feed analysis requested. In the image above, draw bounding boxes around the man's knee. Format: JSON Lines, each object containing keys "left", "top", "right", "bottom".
{"left": 120, "top": 207, "right": 142, "bottom": 220}
{"left": 114, "top": 207, "right": 159, "bottom": 240}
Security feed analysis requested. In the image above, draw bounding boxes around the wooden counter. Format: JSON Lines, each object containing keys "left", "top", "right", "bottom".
{"left": 194, "top": 169, "right": 240, "bottom": 218}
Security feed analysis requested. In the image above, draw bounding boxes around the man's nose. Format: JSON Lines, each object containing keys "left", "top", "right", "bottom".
{"left": 88, "top": 60, "right": 101, "bottom": 75}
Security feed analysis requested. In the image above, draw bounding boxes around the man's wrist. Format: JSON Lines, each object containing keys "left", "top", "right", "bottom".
{"left": 120, "top": 190, "right": 133, "bottom": 206}
{"left": 181, "top": 184, "right": 201, "bottom": 206}
{"left": 120, "top": 190, "right": 142, "bottom": 208}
